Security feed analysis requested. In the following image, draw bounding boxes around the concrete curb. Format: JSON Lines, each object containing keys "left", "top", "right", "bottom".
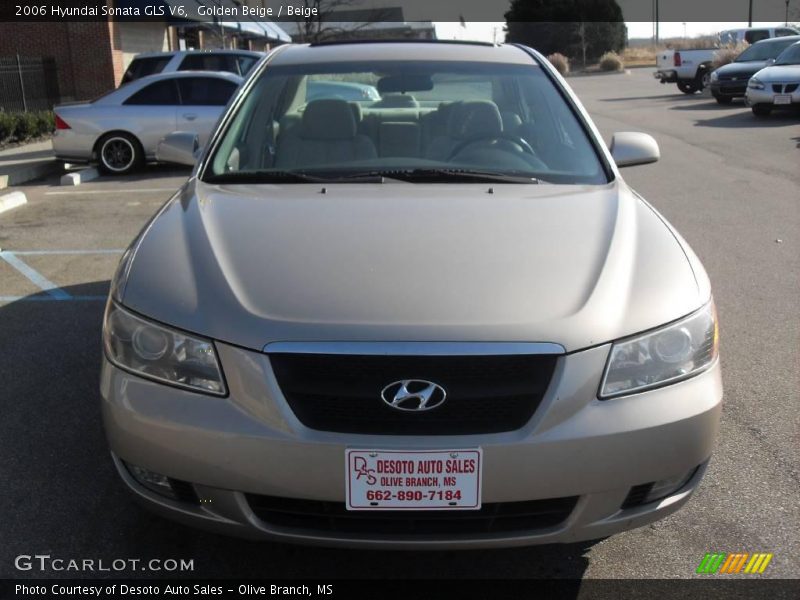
{"left": 0, "top": 191, "right": 27, "bottom": 215}
{"left": 0, "top": 161, "right": 63, "bottom": 190}
{"left": 60, "top": 167, "right": 100, "bottom": 186}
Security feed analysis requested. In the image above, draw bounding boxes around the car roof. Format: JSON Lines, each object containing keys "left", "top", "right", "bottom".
{"left": 132, "top": 49, "right": 264, "bottom": 60}
{"left": 127, "top": 70, "right": 244, "bottom": 85}
{"left": 752, "top": 34, "right": 800, "bottom": 45}
{"left": 268, "top": 41, "right": 535, "bottom": 67}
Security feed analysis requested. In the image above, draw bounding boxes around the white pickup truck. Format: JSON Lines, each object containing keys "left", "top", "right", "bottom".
{"left": 654, "top": 48, "right": 717, "bottom": 94}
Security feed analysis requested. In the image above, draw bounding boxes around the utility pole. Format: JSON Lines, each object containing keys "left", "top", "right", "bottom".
{"left": 654, "top": 0, "right": 659, "bottom": 44}
{"left": 787, "top": 0, "right": 791, "bottom": 26}
{"left": 748, "top": 0, "right": 753, "bottom": 26}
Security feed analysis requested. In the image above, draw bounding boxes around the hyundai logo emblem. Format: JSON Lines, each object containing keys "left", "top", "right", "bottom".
{"left": 380, "top": 379, "right": 447, "bottom": 412}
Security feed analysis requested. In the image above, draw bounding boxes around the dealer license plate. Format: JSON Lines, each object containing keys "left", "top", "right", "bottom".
{"left": 345, "top": 449, "right": 482, "bottom": 510}
{"left": 774, "top": 95, "right": 792, "bottom": 105}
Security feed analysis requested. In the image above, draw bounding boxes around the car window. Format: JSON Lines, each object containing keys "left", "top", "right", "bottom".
{"left": 207, "top": 60, "right": 609, "bottom": 185}
{"left": 121, "top": 56, "right": 171, "bottom": 84}
{"left": 775, "top": 43, "right": 800, "bottom": 65}
{"left": 123, "top": 79, "right": 179, "bottom": 105}
{"left": 236, "top": 56, "right": 258, "bottom": 75}
{"left": 178, "top": 53, "right": 237, "bottom": 74}
{"left": 736, "top": 39, "right": 796, "bottom": 61}
{"left": 178, "top": 77, "right": 238, "bottom": 106}
{"left": 744, "top": 30, "right": 770, "bottom": 44}
{"left": 775, "top": 29, "right": 796, "bottom": 37}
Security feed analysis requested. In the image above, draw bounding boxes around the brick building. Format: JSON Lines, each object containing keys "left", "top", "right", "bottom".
{"left": 0, "top": 9, "right": 288, "bottom": 106}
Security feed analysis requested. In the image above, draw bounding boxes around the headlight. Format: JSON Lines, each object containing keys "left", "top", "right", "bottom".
{"left": 600, "top": 300, "right": 718, "bottom": 399}
{"left": 710, "top": 70, "right": 719, "bottom": 82}
{"left": 748, "top": 78, "right": 765, "bottom": 90}
{"left": 103, "top": 302, "right": 226, "bottom": 395}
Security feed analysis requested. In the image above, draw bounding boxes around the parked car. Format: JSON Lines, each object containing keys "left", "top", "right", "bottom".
{"left": 306, "top": 80, "right": 381, "bottom": 102}
{"left": 719, "top": 26, "right": 799, "bottom": 46}
{"left": 746, "top": 40, "right": 800, "bottom": 115}
{"left": 655, "top": 47, "right": 717, "bottom": 93}
{"left": 710, "top": 35, "right": 800, "bottom": 103}
{"left": 102, "top": 41, "right": 722, "bottom": 548}
{"left": 53, "top": 71, "right": 242, "bottom": 174}
{"left": 120, "top": 50, "right": 264, "bottom": 85}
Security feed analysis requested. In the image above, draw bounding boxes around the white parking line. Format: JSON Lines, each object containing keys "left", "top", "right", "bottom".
{"left": 0, "top": 295, "right": 106, "bottom": 303}
{"left": 44, "top": 188, "right": 177, "bottom": 196}
{"left": 12, "top": 249, "right": 124, "bottom": 255}
{"left": 0, "top": 251, "right": 70, "bottom": 299}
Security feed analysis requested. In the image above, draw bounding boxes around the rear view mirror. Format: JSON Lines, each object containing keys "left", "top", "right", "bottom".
{"left": 377, "top": 74, "right": 434, "bottom": 95}
{"left": 610, "top": 132, "right": 660, "bottom": 168}
{"left": 156, "top": 132, "right": 200, "bottom": 167}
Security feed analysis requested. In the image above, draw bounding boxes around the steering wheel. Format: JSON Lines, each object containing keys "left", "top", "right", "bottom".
{"left": 448, "top": 133, "right": 536, "bottom": 161}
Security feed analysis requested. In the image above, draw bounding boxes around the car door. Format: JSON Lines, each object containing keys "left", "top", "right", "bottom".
{"left": 119, "top": 78, "right": 179, "bottom": 157}
{"left": 176, "top": 76, "right": 240, "bottom": 146}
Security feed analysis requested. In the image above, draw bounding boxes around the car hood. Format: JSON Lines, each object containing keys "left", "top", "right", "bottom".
{"left": 119, "top": 180, "right": 705, "bottom": 353}
{"left": 753, "top": 64, "right": 800, "bottom": 81}
{"left": 717, "top": 61, "right": 768, "bottom": 78}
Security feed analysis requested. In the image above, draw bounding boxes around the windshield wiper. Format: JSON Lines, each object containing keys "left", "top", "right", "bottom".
{"left": 204, "top": 170, "right": 330, "bottom": 184}
{"left": 386, "top": 169, "right": 540, "bottom": 184}
{"left": 204, "top": 170, "right": 395, "bottom": 184}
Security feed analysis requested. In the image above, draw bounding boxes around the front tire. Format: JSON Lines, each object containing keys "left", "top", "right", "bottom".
{"left": 677, "top": 81, "right": 698, "bottom": 94}
{"left": 751, "top": 104, "right": 772, "bottom": 117}
{"left": 97, "top": 132, "right": 143, "bottom": 175}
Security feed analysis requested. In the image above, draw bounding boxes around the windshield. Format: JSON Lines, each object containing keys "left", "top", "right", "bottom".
{"left": 736, "top": 39, "right": 797, "bottom": 62}
{"left": 775, "top": 43, "right": 800, "bottom": 65}
{"left": 205, "top": 60, "right": 608, "bottom": 185}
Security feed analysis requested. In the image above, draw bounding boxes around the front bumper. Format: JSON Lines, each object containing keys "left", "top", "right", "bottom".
{"left": 745, "top": 86, "right": 800, "bottom": 107}
{"left": 100, "top": 342, "right": 723, "bottom": 549}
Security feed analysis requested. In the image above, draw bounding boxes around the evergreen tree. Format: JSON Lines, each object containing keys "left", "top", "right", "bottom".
{"left": 504, "top": 0, "right": 627, "bottom": 65}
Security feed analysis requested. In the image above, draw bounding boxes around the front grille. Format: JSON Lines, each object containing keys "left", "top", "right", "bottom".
{"left": 770, "top": 83, "right": 800, "bottom": 94}
{"left": 269, "top": 353, "right": 558, "bottom": 435}
{"left": 719, "top": 85, "right": 746, "bottom": 94}
{"left": 246, "top": 494, "right": 578, "bottom": 535}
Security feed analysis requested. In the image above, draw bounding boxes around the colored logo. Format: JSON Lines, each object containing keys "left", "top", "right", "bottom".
{"left": 696, "top": 552, "right": 773, "bottom": 574}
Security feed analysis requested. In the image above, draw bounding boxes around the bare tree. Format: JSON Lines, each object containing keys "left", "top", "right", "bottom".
{"left": 292, "top": 0, "right": 395, "bottom": 43}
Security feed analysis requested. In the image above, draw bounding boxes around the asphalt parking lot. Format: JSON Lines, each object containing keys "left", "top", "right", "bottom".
{"left": 0, "top": 68, "right": 797, "bottom": 580}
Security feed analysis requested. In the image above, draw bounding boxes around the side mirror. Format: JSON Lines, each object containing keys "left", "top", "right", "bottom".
{"left": 156, "top": 132, "right": 200, "bottom": 167}
{"left": 610, "top": 132, "right": 660, "bottom": 168}
{"left": 765, "top": 58, "right": 776, "bottom": 66}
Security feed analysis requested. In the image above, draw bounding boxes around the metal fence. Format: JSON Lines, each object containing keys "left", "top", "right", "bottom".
{"left": 0, "top": 56, "right": 60, "bottom": 112}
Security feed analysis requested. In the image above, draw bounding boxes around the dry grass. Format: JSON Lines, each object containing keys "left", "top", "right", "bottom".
{"left": 712, "top": 42, "right": 750, "bottom": 69}
{"left": 547, "top": 53, "right": 570, "bottom": 75}
{"left": 599, "top": 51, "right": 624, "bottom": 72}
{"left": 622, "top": 46, "right": 657, "bottom": 67}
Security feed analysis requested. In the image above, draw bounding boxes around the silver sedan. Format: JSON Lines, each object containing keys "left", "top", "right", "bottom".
{"left": 101, "top": 41, "right": 722, "bottom": 548}
{"left": 746, "top": 41, "right": 800, "bottom": 116}
{"left": 53, "top": 71, "right": 243, "bottom": 174}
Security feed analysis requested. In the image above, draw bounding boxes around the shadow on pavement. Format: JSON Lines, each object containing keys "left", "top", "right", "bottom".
{"left": 690, "top": 110, "right": 800, "bottom": 128}
{"left": 600, "top": 93, "right": 709, "bottom": 102}
{"left": 93, "top": 164, "right": 192, "bottom": 184}
{"left": 0, "top": 281, "right": 597, "bottom": 583}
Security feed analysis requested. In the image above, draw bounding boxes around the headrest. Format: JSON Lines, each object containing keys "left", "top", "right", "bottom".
{"left": 447, "top": 100, "right": 503, "bottom": 140}
{"left": 375, "top": 93, "right": 419, "bottom": 108}
{"left": 302, "top": 99, "right": 357, "bottom": 140}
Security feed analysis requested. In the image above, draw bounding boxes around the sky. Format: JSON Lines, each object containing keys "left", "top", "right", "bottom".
{"left": 434, "top": 21, "right": 793, "bottom": 42}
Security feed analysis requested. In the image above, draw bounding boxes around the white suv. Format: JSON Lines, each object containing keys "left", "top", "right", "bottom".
{"left": 120, "top": 50, "right": 264, "bottom": 85}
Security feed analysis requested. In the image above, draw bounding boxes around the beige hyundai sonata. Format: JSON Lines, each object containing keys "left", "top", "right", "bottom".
{"left": 100, "top": 40, "right": 722, "bottom": 549}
